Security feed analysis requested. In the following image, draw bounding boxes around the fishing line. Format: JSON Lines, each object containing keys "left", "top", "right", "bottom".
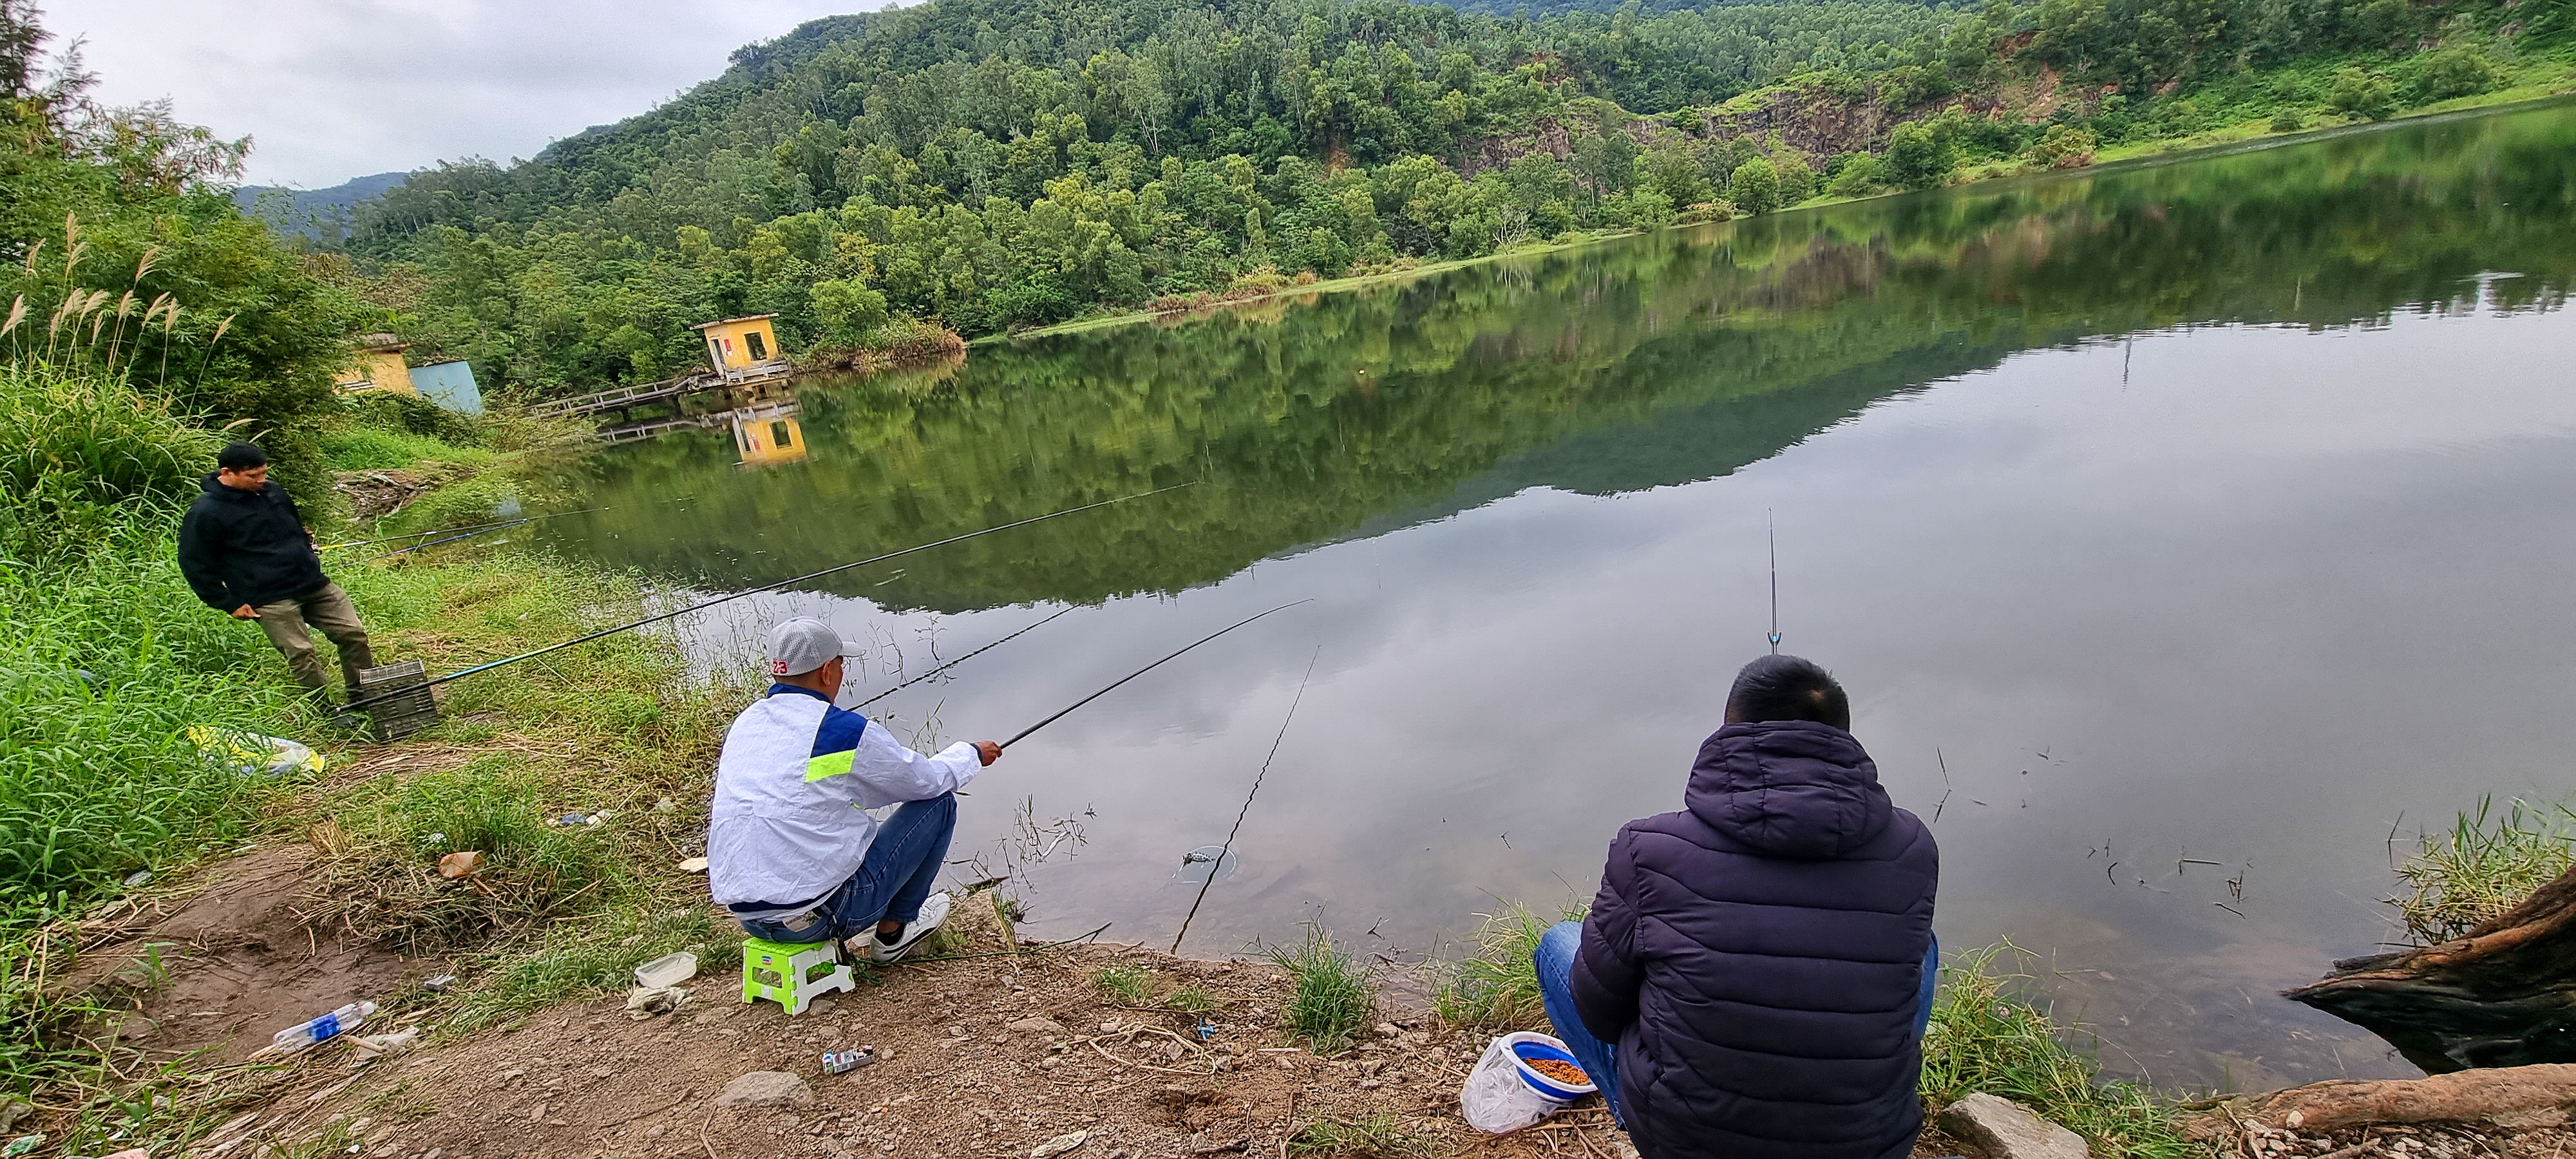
{"left": 1171, "top": 645, "right": 1320, "bottom": 956}
{"left": 346, "top": 483, "right": 1195, "bottom": 711}
{"left": 999, "top": 599, "right": 1311, "bottom": 749}
{"left": 851, "top": 606, "right": 1075, "bottom": 710}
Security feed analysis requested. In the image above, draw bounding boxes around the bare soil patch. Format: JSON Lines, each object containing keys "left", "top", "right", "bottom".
{"left": 59, "top": 846, "right": 437, "bottom": 1068}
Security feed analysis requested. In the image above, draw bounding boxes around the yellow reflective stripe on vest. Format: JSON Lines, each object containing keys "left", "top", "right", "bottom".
{"left": 805, "top": 749, "right": 857, "bottom": 782}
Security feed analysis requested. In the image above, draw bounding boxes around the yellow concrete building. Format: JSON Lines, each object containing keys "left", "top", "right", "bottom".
{"left": 335, "top": 334, "right": 418, "bottom": 397}
{"left": 692, "top": 314, "right": 787, "bottom": 382}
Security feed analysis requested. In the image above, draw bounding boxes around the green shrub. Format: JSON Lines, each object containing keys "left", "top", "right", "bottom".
{"left": 1436, "top": 902, "right": 1584, "bottom": 1030}
{"left": 2411, "top": 44, "right": 2499, "bottom": 102}
{"left": 1270, "top": 925, "right": 1376, "bottom": 1054}
{"left": 2329, "top": 66, "right": 2398, "bottom": 120}
{"left": 2270, "top": 109, "right": 2307, "bottom": 133}
{"left": 1824, "top": 153, "right": 1889, "bottom": 198}
{"left": 2025, "top": 124, "right": 2099, "bottom": 169}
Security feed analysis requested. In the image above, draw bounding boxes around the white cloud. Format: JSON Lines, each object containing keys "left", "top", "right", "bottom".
{"left": 41, "top": 0, "right": 887, "bottom": 188}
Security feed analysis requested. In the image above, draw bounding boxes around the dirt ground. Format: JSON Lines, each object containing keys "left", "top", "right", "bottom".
{"left": 60, "top": 845, "right": 1986, "bottom": 1159}
{"left": 58, "top": 846, "right": 430, "bottom": 1069}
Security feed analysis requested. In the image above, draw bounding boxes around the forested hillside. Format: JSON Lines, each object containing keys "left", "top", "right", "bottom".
{"left": 318, "top": 0, "right": 2574, "bottom": 399}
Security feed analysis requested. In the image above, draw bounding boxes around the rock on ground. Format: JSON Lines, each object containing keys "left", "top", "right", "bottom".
{"left": 714, "top": 1070, "right": 815, "bottom": 1107}
{"left": 1938, "top": 1093, "right": 2087, "bottom": 1159}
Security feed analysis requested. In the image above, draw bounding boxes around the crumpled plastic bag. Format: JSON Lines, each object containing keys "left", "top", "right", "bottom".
{"left": 188, "top": 726, "right": 325, "bottom": 778}
{"left": 626, "top": 985, "right": 691, "bottom": 1020}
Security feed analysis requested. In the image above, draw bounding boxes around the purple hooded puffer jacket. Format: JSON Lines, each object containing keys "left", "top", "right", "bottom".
{"left": 1569, "top": 719, "right": 1938, "bottom": 1159}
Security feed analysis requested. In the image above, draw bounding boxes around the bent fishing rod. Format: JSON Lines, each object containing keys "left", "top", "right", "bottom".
{"left": 346, "top": 484, "right": 1197, "bottom": 712}
{"left": 999, "top": 600, "right": 1311, "bottom": 749}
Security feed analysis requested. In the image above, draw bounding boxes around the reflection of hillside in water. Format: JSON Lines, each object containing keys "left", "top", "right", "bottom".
{"left": 527, "top": 104, "right": 2576, "bottom": 613}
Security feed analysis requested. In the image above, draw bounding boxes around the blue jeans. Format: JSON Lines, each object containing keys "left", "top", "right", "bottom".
{"left": 737, "top": 794, "right": 956, "bottom": 945}
{"left": 1533, "top": 921, "right": 1940, "bottom": 1127}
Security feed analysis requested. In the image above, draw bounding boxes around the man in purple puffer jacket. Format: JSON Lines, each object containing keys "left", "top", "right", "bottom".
{"left": 1535, "top": 654, "right": 1939, "bottom": 1159}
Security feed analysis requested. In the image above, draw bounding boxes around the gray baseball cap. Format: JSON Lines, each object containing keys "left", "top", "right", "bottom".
{"left": 765, "top": 617, "right": 843, "bottom": 677}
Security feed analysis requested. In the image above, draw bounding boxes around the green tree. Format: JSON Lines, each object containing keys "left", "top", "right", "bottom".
{"left": 1885, "top": 121, "right": 1953, "bottom": 189}
{"left": 1728, "top": 156, "right": 1781, "bottom": 215}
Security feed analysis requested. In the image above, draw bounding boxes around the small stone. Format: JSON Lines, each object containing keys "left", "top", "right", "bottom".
{"left": 1030, "top": 1129, "right": 1090, "bottom": 1159}
{"left": 1276, "top": 1056, "right": 1297, "bottom": 1070}
{"left": 691, "top": 1010, "right": 723, "bottom": 1026}
{"left": 1358, "top": 1059, "right": 1386, "bottom": 1077}
{"left": 811, "top": 997, "right": 837, "bottom": 1015}
{"left": 1375, "top": 1022, "right": 1401, "bottom": 1039}
{"left": 644, "top": 1125, "right": 668, "bottom": 1139}
{"left": 715, "top": 1071, "right": 816, "bottom": 1108}
{"left": 1358, "top": 1080, "right": 1381, "bottom": 1090}
{"left": 1008, "top": 1017, "right": 1066, "bottom": 1036}
{"left": 1040, "top": 1057, "right": 1062, "bottom": 1069}
{"left": 1938, "top": 1093, "right": 2087, "bottom": 1159}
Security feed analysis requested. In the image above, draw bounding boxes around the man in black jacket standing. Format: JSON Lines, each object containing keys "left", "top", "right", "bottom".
{"left": 178, "top": 442, "right": 376, "bottom": 705}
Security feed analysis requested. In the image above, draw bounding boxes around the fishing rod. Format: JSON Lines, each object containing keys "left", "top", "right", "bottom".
{"left": 1767, "top": 509, "right": 1782, "bottom": 655}
{"left": 851, "top": 606, "right": 1074, "bottom": 710}
{"left": 368, "top": 518, "right": 528, "bottom": 560}
{"left": 999, "top": 600, "right": 1310, "bottom": 749}
{"left": 346, "top": 484, "right": 1196, "bottom": 712}
{"left": 317, "top": 495, "right": 699, "bottom": 551}
{"left": 1172, "top": 645, "right": 1320, "bottom": 955}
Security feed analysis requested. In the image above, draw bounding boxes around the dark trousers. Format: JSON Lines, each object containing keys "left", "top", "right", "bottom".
{"left": 738, "top": 794, "right": 956, "bottom": 944}
{"left": 252, "top": 581, "right": 374, "bottom": 697}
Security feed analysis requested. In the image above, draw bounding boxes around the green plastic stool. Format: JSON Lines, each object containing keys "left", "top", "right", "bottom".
{"left": 741, "top": 936, "right": 856, "bottom": 1015}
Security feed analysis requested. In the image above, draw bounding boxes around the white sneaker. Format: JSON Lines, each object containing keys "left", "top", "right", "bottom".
{"left": 860, "top": 891, "right": 952, "bottom": 963}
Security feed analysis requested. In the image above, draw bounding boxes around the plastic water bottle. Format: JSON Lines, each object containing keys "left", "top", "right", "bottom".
{"left": 270, "top": 1001, "right": 375, "bottom": 1053}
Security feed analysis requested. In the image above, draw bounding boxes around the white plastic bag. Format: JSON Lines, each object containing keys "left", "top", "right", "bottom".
{"left": 187, "top": 727, "right": 324, "bottom": 778}
{"left": 1461, "top": 1033, "right": 1575, "bottom": 1134}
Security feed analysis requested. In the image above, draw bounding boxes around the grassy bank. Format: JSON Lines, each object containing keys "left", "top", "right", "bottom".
{"left": 0, "top": 348, "right": 761, "bottom": 1151}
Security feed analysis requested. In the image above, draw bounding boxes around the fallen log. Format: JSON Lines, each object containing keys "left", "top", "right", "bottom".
{"left": 2206, "top": 1064, "right": 2576, "bottom": 1133}
{"left": 2286, "top": 862, "right": 2576, "bottom": 1073}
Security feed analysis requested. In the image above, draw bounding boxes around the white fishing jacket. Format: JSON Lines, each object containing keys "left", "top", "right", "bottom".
{"left": 706, "top": 684, "right": 981, "bottom": 918}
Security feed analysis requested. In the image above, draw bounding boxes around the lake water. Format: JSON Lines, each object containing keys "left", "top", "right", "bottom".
{"left": 521, "top": 101, "right": 2576, "bottom": 1089}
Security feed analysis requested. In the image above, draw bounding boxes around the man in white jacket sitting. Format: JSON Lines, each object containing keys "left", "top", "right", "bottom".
{"left": 707, "top": 617, "right": 1000, "bottom": 961}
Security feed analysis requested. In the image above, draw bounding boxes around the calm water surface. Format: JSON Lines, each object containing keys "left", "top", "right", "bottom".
{"left": 519, "top": 102, "right": 2576, "bottom": 1088}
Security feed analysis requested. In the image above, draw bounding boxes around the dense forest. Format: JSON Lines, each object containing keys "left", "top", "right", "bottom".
{"left": 298, "top": 0, "right": 2571, "bottom": 398}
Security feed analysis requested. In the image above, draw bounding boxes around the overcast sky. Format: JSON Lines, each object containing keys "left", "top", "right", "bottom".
{"left": 43, "top": 0, "right": 884, "bottom": 189}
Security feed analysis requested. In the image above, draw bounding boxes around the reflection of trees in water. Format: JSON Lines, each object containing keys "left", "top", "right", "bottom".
{"left": 528, "top": 106, "right": 2576, "bottom": 614}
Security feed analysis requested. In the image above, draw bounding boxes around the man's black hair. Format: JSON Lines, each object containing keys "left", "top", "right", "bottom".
{"left": 218, "top": 442, "right": 268, "bottom": 471}
{"left": 1725, "top": 654, "right": 1851, "bottom": 731}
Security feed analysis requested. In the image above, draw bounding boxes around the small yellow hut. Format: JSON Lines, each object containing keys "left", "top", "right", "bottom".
{"left": 692, "top": 314, "right": 786, "bottom": 382}
{"left": 334, "top": 334, "right": 418, "bottom": 397}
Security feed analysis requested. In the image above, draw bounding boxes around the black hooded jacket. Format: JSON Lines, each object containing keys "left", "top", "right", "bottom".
{"left": 176, "top": 474, "right": 328, "bottom": 610}
{"left": 1569, "top": 720, "right": 1938, "bottom": 1159}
